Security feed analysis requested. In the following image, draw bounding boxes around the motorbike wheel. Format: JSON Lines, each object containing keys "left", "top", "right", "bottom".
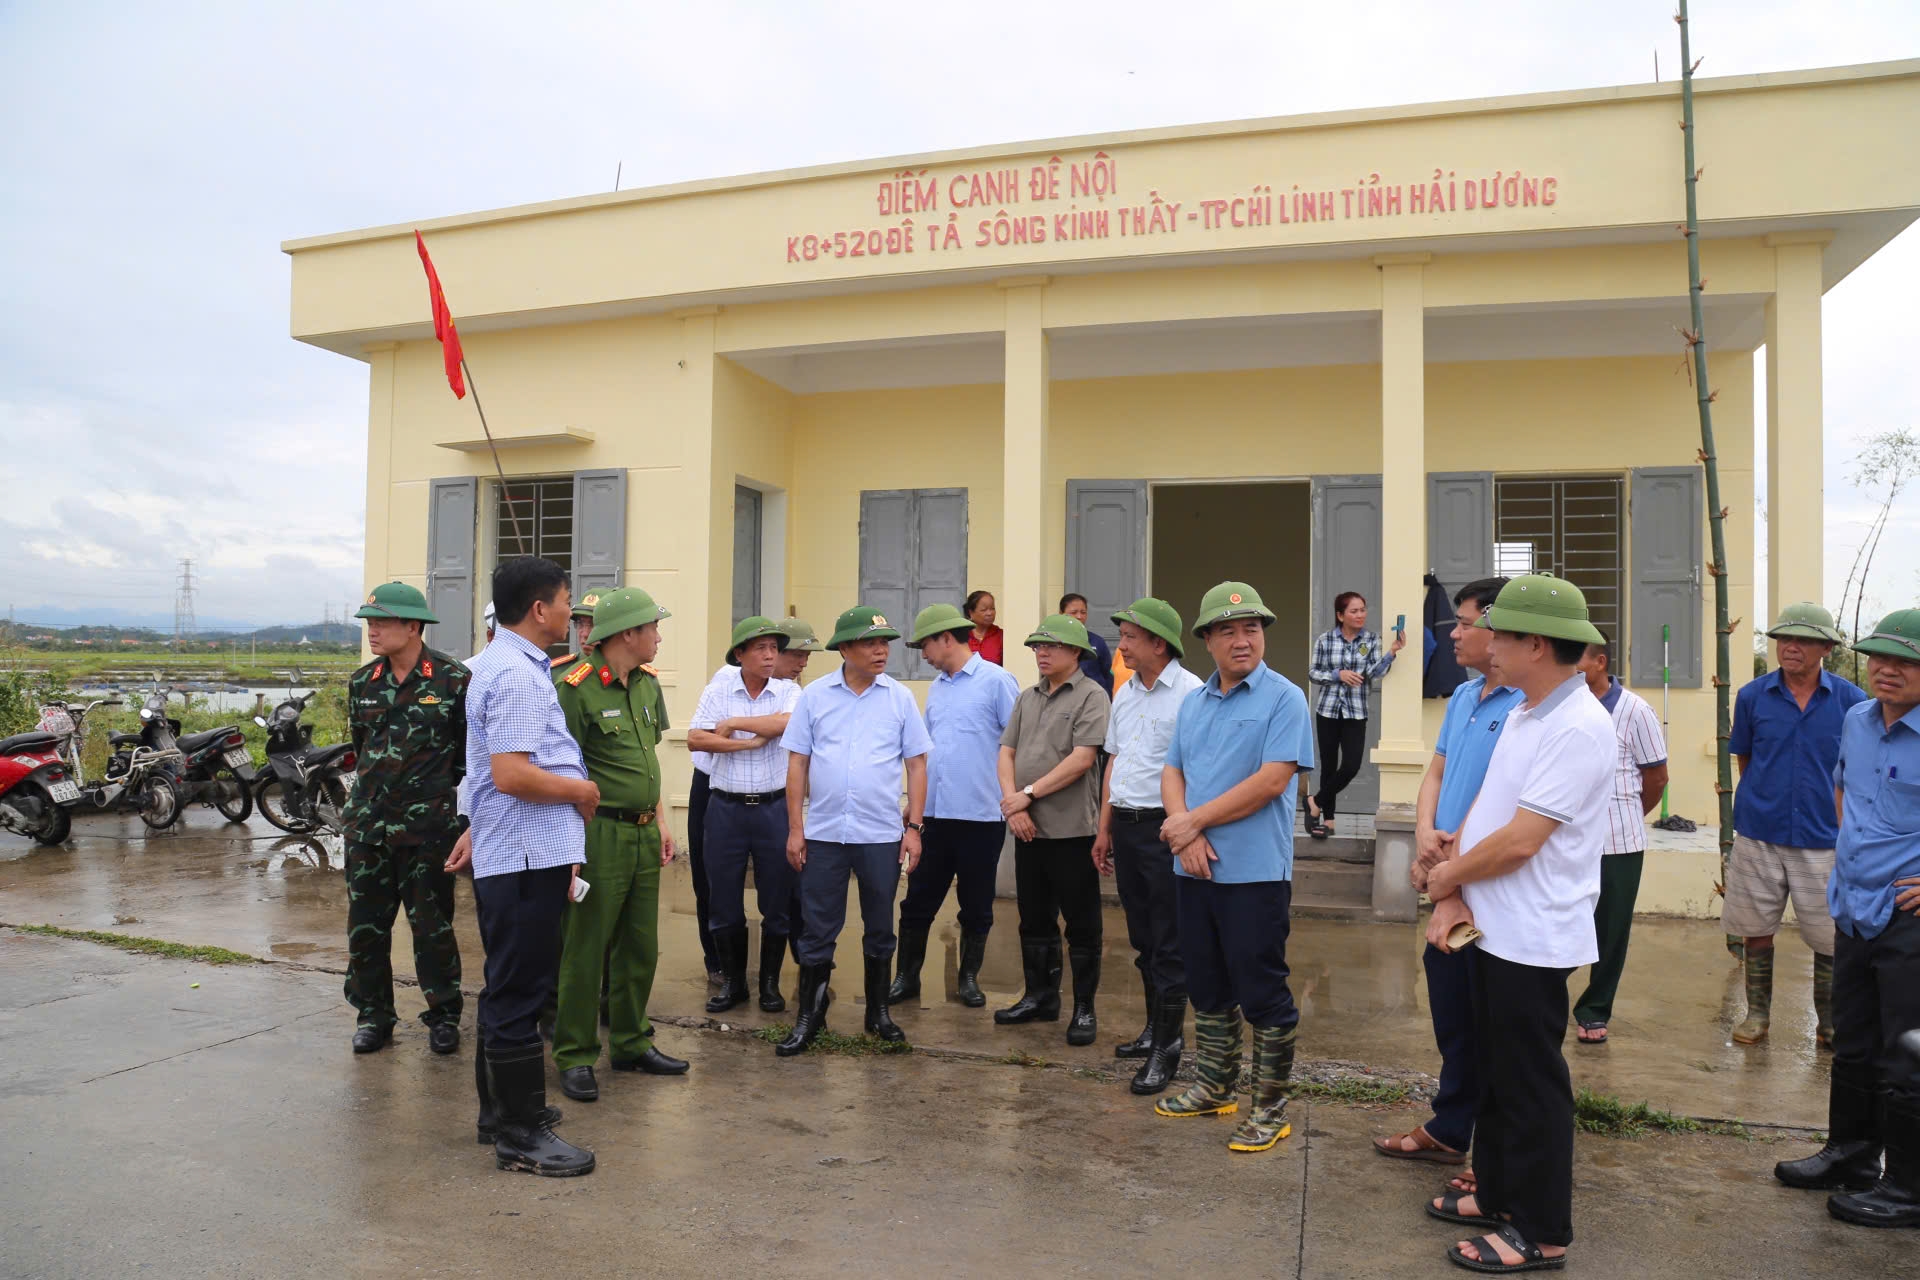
{"left": 254, "top": 777, "right": 315, "bottom": 834}
{"left": 208, "top": 767, "right": 253, "bottom": 824}
{"left": 22, "top": 782, "right": 73, "bottom": 847}
{"left": 305, "top": 771, "right": 350, "bottom": 837}
{"left": 136, "top": 774, "right": 184, "bottom": 831}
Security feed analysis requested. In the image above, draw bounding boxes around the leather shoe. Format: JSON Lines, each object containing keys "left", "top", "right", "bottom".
{"left": 558, "top": 1065, "right": 599, "bottom": 1101}
{"left": 428, "top": 1022, "right": 460, "bottom": 1055}
{"left": 351, "top": 1023, "right": 392, "bottom": 1054}
{"left": 612, "top": 1046, "right": 690, "bottom": 1075}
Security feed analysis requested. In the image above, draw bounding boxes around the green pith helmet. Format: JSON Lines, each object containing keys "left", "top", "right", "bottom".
{"left": 586, "top": 587, "right": 670, "bottom": 646}
{"left": 1192, "top": 582, "right": 1276, "bottom": 636}
{"left": 1112, "top": 597, "right": 1185, "bottom": 658}
{"left": 355, "top": 581, "right": 438, "bottom": 625}
{"left": 777, "top": 618, "right": 822, "bottom": 652}
{"left": 1025, "top": 613, "right": 1095, "bottom": 655}
{"left": 1474, "top": 573, "right": 1605, "bottom": 645}
{"left": 571, "top": 590, "right": 606, "bottom": 621}
{"left": 1854, "top": 608, "right": 1920, "bottom": 662}
{"left": 828, "top": 605, "right": 902, "bottom": 651}
{"left": 1766, "top": 601, "right": 1845, "bottom": 645}
{"left": 727, "top": 615, "right": 789, "bottom": 665}
{"left": 910, "top": 602, "right": 974, "bottom": 647}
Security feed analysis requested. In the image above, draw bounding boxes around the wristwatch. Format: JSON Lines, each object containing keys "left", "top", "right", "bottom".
{"left": 1022, "top": 784, "right": 1036, "bottom": 798}
{"left": 905, "top": 821, "right": 925, "bottom": 833}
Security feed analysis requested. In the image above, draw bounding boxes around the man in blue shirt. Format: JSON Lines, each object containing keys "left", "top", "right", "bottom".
{"left": 1724, "top": 602, "right": 1867, "bottom": 1047}
{"left": 1373, "top": 577, "right": 1518, "bottom": 1170}
{"left": 1775, "top": 608, "right": 1920, "bottom": 1228}
{"left": 1153, "top": 581, "right": 1315, "bottom": 1155}
{"left": 891, "top": 603, "right": 1019, "bottom": 1008}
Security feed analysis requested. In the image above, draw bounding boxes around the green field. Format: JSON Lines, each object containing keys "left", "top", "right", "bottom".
{"left": 4, "top": 648, "right": 358, "bottom": 686}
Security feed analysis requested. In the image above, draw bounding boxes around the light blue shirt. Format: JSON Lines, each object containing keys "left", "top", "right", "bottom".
{"left": 1105, "top": 659, "right": 1205, "bottom": 809}
{"left": 1831, "top": 699, "right": 1920, "bottom": 939}
{"left": 1432, "top": 675, "right": 1527, "bottom": 832}
{"left": 926, "top": 655, "right": 1019, "bottom": 822}
{"left": 1164, "top": 662, "right": 1316, "bottom": 884}
{"left": 463, "top": 627, "right": 588, "bottom": 880}
{"left": 784, "top": 666, "right": 934, "bottom": 844}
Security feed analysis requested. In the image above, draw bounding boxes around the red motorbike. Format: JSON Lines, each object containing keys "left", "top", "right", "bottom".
{"left": 0, "top": 729, "right": 78, "bottom": 846}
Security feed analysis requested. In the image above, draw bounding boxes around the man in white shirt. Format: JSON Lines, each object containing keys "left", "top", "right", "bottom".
{"left": 1570, "top": 634, "right": 1668, "bottom": 1044}
{"left": 1093, "top": 597, "right": 1203, "bottom": 1095}
{"left": 687, "top": 617, "right": 797, "bottom": 1015}
{"left": 1420, "top": 574, "right": 1614, "bottom": 1272}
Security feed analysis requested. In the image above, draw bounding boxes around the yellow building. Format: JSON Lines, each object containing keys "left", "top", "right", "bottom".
{"left": 286, "top": 60, "right": 1920, "bottom": 919}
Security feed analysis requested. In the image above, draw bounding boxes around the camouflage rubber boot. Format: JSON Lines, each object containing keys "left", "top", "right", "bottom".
{"left": 1726, "top": 934, "right": 1745, "bottom": 962}
{"left": 1155, "top": 1007, "right": 1244, "bottom": 1118}
{"left": 1228, "top": 1024, "right": 1298, "bottom": 1153}
{"left": 1813, "top": 952, "right": 1835, "bottom": 1051}
{"left": 1732, "top": 944, "right": 1774, "bottom": 1045}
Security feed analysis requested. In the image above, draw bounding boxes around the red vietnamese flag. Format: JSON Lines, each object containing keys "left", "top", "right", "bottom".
{"left": 414, "top": 231, "right": 467, "bottom": 399}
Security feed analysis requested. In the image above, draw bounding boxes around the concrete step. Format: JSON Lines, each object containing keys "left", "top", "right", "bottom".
{"left": 1292, "top": 860, "right": 1373, "bottom": 918}
{"left": 1294, "top": 835, "right": 1376, "bottom": 864}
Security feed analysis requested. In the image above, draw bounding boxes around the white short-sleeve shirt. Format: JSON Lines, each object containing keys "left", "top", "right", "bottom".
{"left": 1457, "top": 674, "right": 1616, "bottom": 969}
{"left": 690, "top": 668, "right": 801, "bottom": 794}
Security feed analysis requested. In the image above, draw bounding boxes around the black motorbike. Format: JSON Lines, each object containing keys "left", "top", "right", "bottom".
{"left": 109, "top": 684, "right": 254, "bottom": 825}
{"left": 251, "top": 687, "right": 355, "bottom": 836}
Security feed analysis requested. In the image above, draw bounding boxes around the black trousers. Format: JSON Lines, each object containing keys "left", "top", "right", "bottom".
{"left": 1111, "top": 812, "right": 1185, "bottom": 998}
{"left": 1471, "top": 949, "right": 1576, "bottom": 1248}
{"left": 1312, "top": 714, "right": 1368, "bottom": 819}
{"left": 1013, "top": 836, "right": 1102, "bottom": 952}
{"left": 1422, "top": 942, "right": 1481, "bottom": 1153}
{"left": 1176, "top": 876, "right": 1297, "bottom": 1029}
{"left": 471, "top": 865, "right": 572, "bottom": 1053}
{"left": 796, "top": 840, "right": 902, "bottom": 966}
{"left": 1832, "top": 909, "right": 1920, "bottom": 1110}
{"left": 686, "top": 768, "right": 716, "bottom": 971}
{"left": 899, "top": 818, "right": 1005, "bottom": 935}
{"left": 704, "top": 792, "right": 794, "bottom": 936}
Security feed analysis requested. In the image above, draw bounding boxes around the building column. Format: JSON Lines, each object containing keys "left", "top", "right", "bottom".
{"left": 675, "top": 306, "right": 723, "bottom": 705}
{"left": 1370, "top": 254, "right": 1429, "bottom": 923}
{"left": 1000, "top": 277, "right": 1051, "bottom": 688}
{"left": 1764, "top": 233, "right": 1829, "bottom": 620}
{"left": 358, "top": 342, "right": 398, "bottom": 662}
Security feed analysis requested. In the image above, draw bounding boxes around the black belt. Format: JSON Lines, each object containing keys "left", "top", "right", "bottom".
{"left": 712, "top": 788, "right": 784, "bottom": 806}
{"left": 595, "top": 807, "right": 657, "bottom": 826}
{"left": 1113, "top": 806, "right": 1166, "bottom": 823}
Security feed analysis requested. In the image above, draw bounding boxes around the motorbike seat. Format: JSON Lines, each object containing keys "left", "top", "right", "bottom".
{"left": 108, "top": 732, "right": 144, "bottom": 748}
{"left": 0, "top": 731, "right": 59, "bottom": 753}
{"left": 178, "top": 727, "right": 236, "bottom": 752}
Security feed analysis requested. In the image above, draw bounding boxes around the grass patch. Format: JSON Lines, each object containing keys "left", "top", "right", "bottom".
{"left": 1574, "top": 1087, "right": 1748, "bottom": 1140}
{"left": 750, "top": 1023, "right": 911, "bottom": 1056}
{"left": 9, "top": 923, "right": 259, "bottom": 966}
{"left": 997, "top": 1050, "right": 1050, "bottom": 1068}
{"left": 1288, "top": 1077, "right": 1414, "bottom": 1105}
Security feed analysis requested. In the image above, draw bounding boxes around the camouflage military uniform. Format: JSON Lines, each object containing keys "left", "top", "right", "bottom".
{"left": 342, "top": 646, "right": 469, "bottom": 1031}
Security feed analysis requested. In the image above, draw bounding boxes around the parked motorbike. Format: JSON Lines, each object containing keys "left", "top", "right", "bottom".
{"left": 252, "top": 683, "right": 355, "bottom": 837}
{"left": 0, "top": 729, "right": 78, "bottom": 845}
{"left": 106, "top": 683, "right": 254, "bottom": 824}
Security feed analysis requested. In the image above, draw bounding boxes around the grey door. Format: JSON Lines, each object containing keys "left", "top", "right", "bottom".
{"left": 1428, "top": 472, "right": 1493, "bottom": 591}
{"left": 1312, "top": 475, "right": 1384, "bottom": 817}
{"left": 858, "top": 488, "right": 968, "bottom": 679}
{"left": 571, "top": 469, "right": 627, "bottom": 598}
{"left": 425, "top": 477, "right": 477, "bottom": 657}
{"left": 1064, "top": 480, "right": 1147, "bottom": 644}
{"left": 732, "top": 485, "right": 762, "bottom": 624}
{"left": 1629, "top": 466, "right": 1703, "bottom": 689}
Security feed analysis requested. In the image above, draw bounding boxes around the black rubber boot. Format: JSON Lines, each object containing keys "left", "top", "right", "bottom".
{"left": 776, "top": 963, "right": 833, "bottom": 1057}
{"left": 1777, "top": 1064, "right": 1883, "bottom": 1190}
{"left": 706, "top": 926, "right": 750, "bottom": 1014}
{"left": 1066, "top": 947, "right": 1100, "bottom": 1046}
{"left": 487, "top": 1042, "right": 594, "bottom": 1176}
{"left": 475, "top": 1041, "right": 562, "bottom": 1143}
{"left": 994, "top": 940, "right": 1062, "bottom": 1024}
{"left": 864, "top": 953, "right": 905, "bottom": 1043}
{"left": 1829, "top": 1096, "right": 1920, "bottom": 1228}
{"left": 758, "top": 930, "right": 789, "bottom": 1013}
{"left": 1130, "top": 991, "right": 1188, "bottom": 1096}
{"left": 888, "top": 925, "right": 929, "bottom": 1002}
{"left": 955, "top": 932, "right": 989, "bottom": 1009}
{"left": 1116, "top": 978, "right": 1155, "bottom": 1059}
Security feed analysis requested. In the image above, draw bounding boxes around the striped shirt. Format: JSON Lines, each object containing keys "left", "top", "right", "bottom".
{"left": 691, "top": 667, "right": 801, "bottom": 794}
{"left": 1308, "top": 627, "right": 1396, "bottom": 720}
{"left": 687, "top": 663, "right": 729, "bottom": 778}
{"left": 1597, "top": 677, "right": 1666, "bottom": 855}
{"left": 463, "top": 626, "right": 588, "bottom": 879}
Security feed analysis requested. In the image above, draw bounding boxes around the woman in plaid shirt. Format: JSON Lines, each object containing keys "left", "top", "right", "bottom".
{"left": 1305, "top": 591, "right": 1403, "bottom": 838}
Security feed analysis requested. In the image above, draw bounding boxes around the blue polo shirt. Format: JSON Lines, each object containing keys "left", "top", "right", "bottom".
{"left": 1830, "top": 699, "right": 1920, "bottom": 939}
{"left": 1432, "top": 676, "right": 1526, "bottom": 832}
{"left": 1729, "top": 669, "right": 1866, "bottom": 848}
{"left": 925, "top": 655, "right": 1020, "bottom": 822}
{"left": 1164, "top": 662, "right": 1315, "bottom": 884}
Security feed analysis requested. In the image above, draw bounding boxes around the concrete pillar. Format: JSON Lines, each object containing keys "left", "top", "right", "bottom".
{"left": 1764, "top": 233, "right": 1830, "bottom": 621}
{"left": 358, "top": 342, "right": 398, "bottom": 663}
{"left": 674, "top": 307, "right": 723, "bottom": 705}
{"left": 1370, "top": 254, "right": 1429, "bottom": 924}
{"left": 999, "top": 277, "right": 1051, "bottom": 689}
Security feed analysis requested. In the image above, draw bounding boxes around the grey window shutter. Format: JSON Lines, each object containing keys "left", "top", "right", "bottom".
{"left": 1427, "top": 472, "right": 1492, "bottom": 591}
{"left": 571, "top": 469, "right": 627, "bottom": 597}
{"left": 1629, "top": 466, "right": 1703, "bottom": 689}
{"left": 1065, "top": 480, "right": 1147, "bottom": 642}
{"left": 1312, "top": 474, "right": 1384, "bottom": 814}
{"left": 858, "top": 490, "right": 915, "bottom": 678}
{"left": 731, "top": 485, "right": 763, "bottom": 623}
{"left": 426, "top": 477, "right": 477, "bottom": 657}
{"left": 909, "top": 489, "right": 969, "bottom": 679}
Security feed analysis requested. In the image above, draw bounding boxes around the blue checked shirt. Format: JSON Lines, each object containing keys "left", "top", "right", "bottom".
{"left": 1308, "top": 627, "right": 1397, "bottom": 721}
{"left": 463, "top": 626, "right": 588, "bottom": 880}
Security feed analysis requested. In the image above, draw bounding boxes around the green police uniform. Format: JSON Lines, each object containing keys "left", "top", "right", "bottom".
{"left": 343, "top": 583, "right": 468, "bottom": 1037}
{"left": 551, "top": 590, "right": 673, "bottom": 1071}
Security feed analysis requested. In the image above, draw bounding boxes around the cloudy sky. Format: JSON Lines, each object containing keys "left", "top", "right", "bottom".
{"left": 2, "top": 0, "right": 1915, "bottom": 630}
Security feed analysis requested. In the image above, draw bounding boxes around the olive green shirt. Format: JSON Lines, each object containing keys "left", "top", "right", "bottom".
{"left": 1000, "top": 671, "right": 1111, "bottom": 839}
{"left": 553, "top": 658, "right": 670, "bottom": 812}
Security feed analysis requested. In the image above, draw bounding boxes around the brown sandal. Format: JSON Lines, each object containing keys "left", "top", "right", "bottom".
{"left": 1372, "top": 1125, "right": 1467, "bottom": 1164}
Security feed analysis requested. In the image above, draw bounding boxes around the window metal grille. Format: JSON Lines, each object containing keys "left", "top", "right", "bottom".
{"left": 496, "top": 477, "right": 573, "bottom": 572}
{"left": 1493, "top": 476, "right": 1625, "bottom": 647}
